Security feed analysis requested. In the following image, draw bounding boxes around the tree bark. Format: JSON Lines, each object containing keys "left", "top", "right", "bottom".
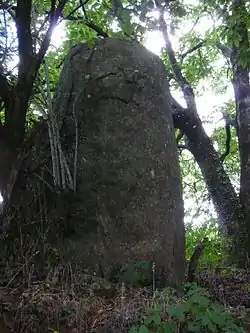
{"left": 229, "top": 0, "right": 250, "bottom": 261}
{"left": 172, "top": 101, "right": 242, "bottom": 236}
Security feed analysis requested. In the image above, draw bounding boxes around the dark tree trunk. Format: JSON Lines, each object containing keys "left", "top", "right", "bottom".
{"left": 172, "top": 102, "right": 242, "bottom": 236}
{"left": 172, "top": 101, "right": 247, "bottom": 264}
{"left": 2, "top": 39, "right": 185, "bottom": 287}
{"left": 229, "top": 0, "right": 250, "bottom": 262}
{"left": 157, "top": 0, "right": 250, "bottom": 266}
{"left": 0, "top": 0, "right": 68, "bottom": 198}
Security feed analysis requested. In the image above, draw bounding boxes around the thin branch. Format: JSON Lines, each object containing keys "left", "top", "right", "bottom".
{"left": 43, "top": 60, "right": 61, "bottom": 188}
{"left": 60, "top": 13, "right": 109, "bottom": 37}
{"left": 36, "top": 0, "right": 68, "bottom": 67}
{"left": 0, "top": 1, "right": 16, "bottom": 20}
{"left": 220, "top": 113, "right": 233, "bottom": 162}
{"left": 85, "top": 20, "right": 109, "bottom": 37}
{"left": 63, "top": 0, "right": 90, "bottom": 21}
{"left": 181, "top": 41, "right": 206, "bottom": 61}
{"left": 156, "top": 1, "right": 197, "bottom": 114}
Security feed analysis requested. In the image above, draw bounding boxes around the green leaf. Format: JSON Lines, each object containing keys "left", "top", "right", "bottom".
{"left": 187, "top": 322, "right": 201, "bottom": 332}
{"left": 167, "top": 305, "right": 186, "bottom": 320}
{"left": 161, "top": 322, "right": 178, "bottom": 333}
{"left": 207, "top": 322, "right": 217, "bottom": 332}
{"left": 201, "top": 313, "right": 212, "bottom": 327}
{"left": 144, "top": 312, "right": 162, "bottom": 325}
{"left": 210, "top": 311, "right": 226, "bottom": 326}
{"left": 129, "top": 327, "right": 139, "bottom": 333}
{"left": 138, "top": 325, "right": 149, "bottom": 333}
{"left": 189, "top": 294, "right": 210, "bottom": 307}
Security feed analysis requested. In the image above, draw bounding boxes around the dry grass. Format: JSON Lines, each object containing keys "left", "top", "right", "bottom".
{"left": 0, "top": 263, "right": 154, "bottom": 333}
{"left": 1, "top": 263, "right": 250, "bottom": 333}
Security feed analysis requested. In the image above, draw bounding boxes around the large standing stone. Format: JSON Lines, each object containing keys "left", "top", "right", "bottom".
{"left": 4, "top": 38, "right": 185, "bottom": 286}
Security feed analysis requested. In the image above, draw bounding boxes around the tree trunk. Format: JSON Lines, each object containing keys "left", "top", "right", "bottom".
{"left": 159, "top": 0, "right": 250, "bottom": 265}
{"left": 0, "top": 0, "right": 68, "bottom": 198}
{"left": 172, "top": 102, "right": 242, "bottom": 237}
{"left": 2, "top": 38, "right": 185, "bottom": 287}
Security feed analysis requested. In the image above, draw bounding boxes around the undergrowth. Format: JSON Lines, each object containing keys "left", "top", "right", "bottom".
{"left": 130, "top": 283, "right": 245, "bottom": 333}
{"left": 0, "top": 219, "right": 248, "bottom": 332}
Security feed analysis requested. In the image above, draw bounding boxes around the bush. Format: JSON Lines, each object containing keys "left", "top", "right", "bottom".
{"left": 129, "top": 283, "right": 244, "bottom": 333}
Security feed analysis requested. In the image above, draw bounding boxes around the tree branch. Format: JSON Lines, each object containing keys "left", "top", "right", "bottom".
{"left": 187, "top": 237, "right": 208, "bottom": 283}
{"left": 156, "top": 2, "right": 197, "bottom": 114}
{"left": 59, "top": 13, "right": 109, "bottom": 38}
{"left": 50, "top": 0, "right": 56, "bottom": 16}
{"left": 4, "top": 0, "right": 68, "bottom": 147}
{"left": 220, "top": 113, "right": 232, "bottom": 162}
{"left": 181, "top": 41, "right": 206, "bottom": 61}
{"left": 85, "top": 20, "right": 109, "bottom": 38}
{"left": 216, "top": 42, "right": 232, "bottom": 59}
{"left": 36, "top": 0, "right": 68, "bottom": 66}
{"left": 0, "top": 1, "right": 16, "bottom": 20}
{"left": 16, "top": 0, "right": 33, "bottom": 81}
{"left": 63, "top": 0, "right": 90, "bottom": 21}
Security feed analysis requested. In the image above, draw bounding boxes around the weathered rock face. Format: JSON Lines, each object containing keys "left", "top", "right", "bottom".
{"left": 4, "top": 38, "right": 185, "bottom": 286}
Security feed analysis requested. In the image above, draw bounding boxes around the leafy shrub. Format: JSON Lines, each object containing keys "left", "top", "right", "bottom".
{"left": 129, "top": 283, "right": 244, "bottom": 333}
{"left": 186, "top": 219, "right": 231, "bottom": 268}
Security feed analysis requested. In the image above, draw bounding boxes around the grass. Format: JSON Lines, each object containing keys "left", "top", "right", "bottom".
{"left": 0, "top": 263, "right": 154, "bottom": 333}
